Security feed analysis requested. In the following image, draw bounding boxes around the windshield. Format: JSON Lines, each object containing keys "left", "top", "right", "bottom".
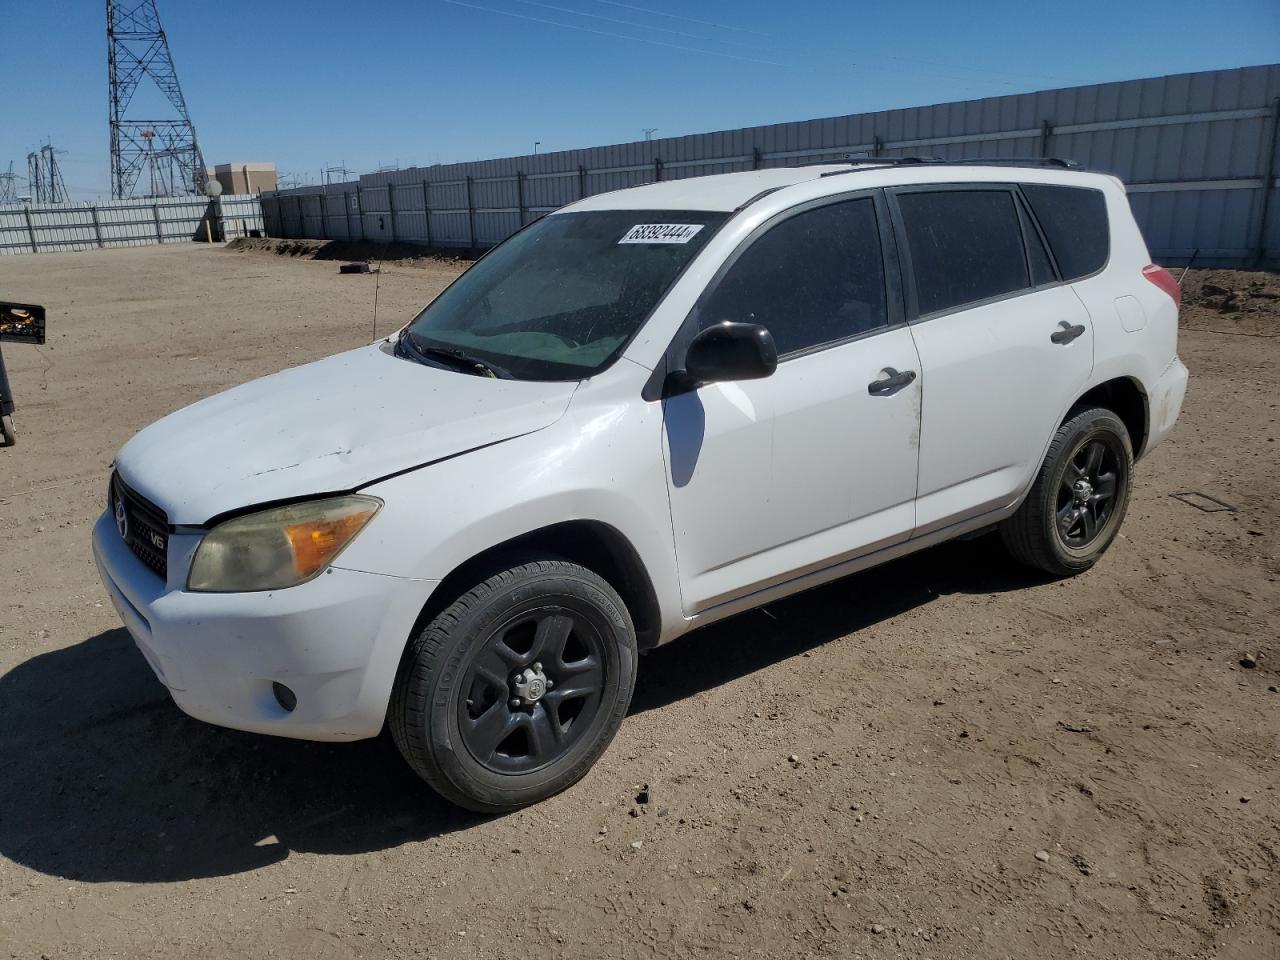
{"left": 404, "top": 209, "right": 726, "bottom": 381}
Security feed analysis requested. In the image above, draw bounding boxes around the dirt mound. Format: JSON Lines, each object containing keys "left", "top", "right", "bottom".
{"left": 226, "top": 237, "right": 327, "bottom": 257}
{"left": 226, "top": 236, "right": 475, "bottom": 267}
{"left": 1178, "top": 268, "right": 1280, "bottom": 337}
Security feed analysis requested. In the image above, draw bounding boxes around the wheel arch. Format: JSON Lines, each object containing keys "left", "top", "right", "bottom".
{"left": 1072, "top": 376, "right": 1149, "bottom": 458}
{"left": 412, "top": 519, "right": 664, "bottom": 652}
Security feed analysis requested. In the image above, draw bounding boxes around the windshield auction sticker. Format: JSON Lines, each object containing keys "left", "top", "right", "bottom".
{"left": 618, "top": 223, "right": 705, "bottom": 244}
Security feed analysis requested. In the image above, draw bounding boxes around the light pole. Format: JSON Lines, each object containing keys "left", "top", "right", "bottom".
{"left": 533, "top": 141, "right": 541, "bottom": 154}
{"left": 643, "top": 128, "right": 657, "bottom": 141}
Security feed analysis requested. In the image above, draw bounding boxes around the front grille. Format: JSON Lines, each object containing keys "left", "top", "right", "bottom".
{"left": 111, "top": 473, "right": 169, "bottom": 580}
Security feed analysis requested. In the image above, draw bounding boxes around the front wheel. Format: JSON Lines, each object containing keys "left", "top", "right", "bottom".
{"left": 1000, "top": 405, "right": 1134, "bottom": 576}
{"left": 0, "top": 413, "right": 14, "bottom": 447}
{"left": 390, "top": 559, "right": 637, "bottom": 812}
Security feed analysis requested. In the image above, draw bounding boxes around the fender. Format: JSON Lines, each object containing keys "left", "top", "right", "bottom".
{"left": 335, "top": 368, "right": 688, "bottom": 644}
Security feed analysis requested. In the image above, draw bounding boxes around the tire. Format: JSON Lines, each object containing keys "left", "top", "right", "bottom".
{"left": 390, "top": 559, "right": 637, "bottom": 812}
{"left": 1000, "top": 405, "right": 1134, "bottom": 577}
{"left": 0, "top": 413, "right": 14, "bottom": 447}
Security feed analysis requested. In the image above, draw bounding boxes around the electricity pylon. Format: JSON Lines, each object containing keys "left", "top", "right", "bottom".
{"left": 24, "top": 146, "right": 69, "bottom": 203}
{"left": 0, "top": 163, "right": 18, "bottom": 203}
{"left": 107, "top": 0, "right": 206, "bottom": 198}
{"left": 41, "top": 145, "right": 68, "bottom": 202}
{"left": 26, "top": 153, "right": 45, "bottom": 203}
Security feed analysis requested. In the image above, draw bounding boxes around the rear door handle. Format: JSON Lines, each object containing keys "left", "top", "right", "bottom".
{"left": 867, "top": 367, "right": 917, "bottom": 395}
{"left": 1050, "top": 321, "right": 1086, "bottom": 345}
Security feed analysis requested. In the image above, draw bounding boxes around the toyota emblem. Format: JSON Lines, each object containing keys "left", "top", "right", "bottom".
{"left": 114, "top": 496, "right": 129, "bottom": 541}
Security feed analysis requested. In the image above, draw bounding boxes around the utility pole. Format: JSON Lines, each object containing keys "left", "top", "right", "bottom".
{"left": 107, "top": 0, "right": 207, "bottom": 198}
{"left": 0, "top": 163, "right": 17, "bottom": 203}
{"left": 643, "top": 128, "right": 658, "bottom": 141}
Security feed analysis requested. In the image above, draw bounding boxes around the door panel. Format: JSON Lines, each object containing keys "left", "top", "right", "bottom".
{"left": 910, "top": 284, "right": 1093, "bottom": 533}
{"left": 888, "top": 184, "right": 1096, "bottom": 535}
{"left": 661, "top": 191, "right": 922, "bottom": 615}
{"left": 664, "top": 327, "right": 921, "bottom": 613}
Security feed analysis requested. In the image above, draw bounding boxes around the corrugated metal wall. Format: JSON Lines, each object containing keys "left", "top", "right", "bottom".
{"left": 0, "top": 194, "right": 265, "bottom": 256}
{"left": 263, "top": 64, "right": 1280, "bottom": 267}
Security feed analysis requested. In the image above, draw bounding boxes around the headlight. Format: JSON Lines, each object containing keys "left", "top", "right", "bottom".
{"left": 188, "top": 495, "right": 381, "bottom": 592}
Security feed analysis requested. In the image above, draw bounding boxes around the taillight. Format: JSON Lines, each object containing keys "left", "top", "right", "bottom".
{"left": 1142, "top": 263, "right": 1181, "bottom": 307}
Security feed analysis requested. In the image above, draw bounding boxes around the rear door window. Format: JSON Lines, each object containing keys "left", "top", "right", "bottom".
{"left": 896, "top": 189, "right": 1029, "bottom": 316}
{"left": 697, "top": 197, "right": 888, "bottom": 355}
{"left": 1021, "top": 184, "right": 1110, "bottom": 280}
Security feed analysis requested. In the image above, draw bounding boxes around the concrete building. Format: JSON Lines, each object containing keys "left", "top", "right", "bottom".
{"left": 206, "top": 162, "right": 277, "bottom": 196}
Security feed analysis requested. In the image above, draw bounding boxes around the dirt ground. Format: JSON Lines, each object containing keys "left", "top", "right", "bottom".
{"left": 0, "top": 243, "right": 1275, "bottom": 960}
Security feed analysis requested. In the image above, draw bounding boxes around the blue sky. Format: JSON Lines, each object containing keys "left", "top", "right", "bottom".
{"left": 5, "top": 0, "right": 1278, "bottom": 199}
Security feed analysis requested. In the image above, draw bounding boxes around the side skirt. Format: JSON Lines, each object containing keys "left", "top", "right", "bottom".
{"left": 661, "top": 503, "right": 1019, "bottom": 643}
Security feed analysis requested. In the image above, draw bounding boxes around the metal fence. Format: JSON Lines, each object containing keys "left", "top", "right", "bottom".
{"left": 0, "top": 194, "right": 264, "bottom": 256}
{"left": 263, "top": 64, "right": 1280, "bottom": 268}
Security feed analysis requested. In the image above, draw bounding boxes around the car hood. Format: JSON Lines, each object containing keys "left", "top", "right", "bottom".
{"left": 115, "top": 343, "right": 578, "bottom": 525}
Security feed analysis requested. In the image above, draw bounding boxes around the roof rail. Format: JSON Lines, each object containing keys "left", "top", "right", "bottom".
{"left": 823, "top": 156, "right": 940, "bottom": 171}
{"left": 820, "top": 156, "right": 1081, "bottom": 177}
{"left": 933, "top": 157, "right": 1079, "bottom": 169}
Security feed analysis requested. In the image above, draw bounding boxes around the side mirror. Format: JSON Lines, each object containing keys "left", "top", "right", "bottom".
{"left": 672, "top": 322, "right": 777, "bottom": 394}
{"left": 0, "top": 302, "right": 46, "bottom": 346}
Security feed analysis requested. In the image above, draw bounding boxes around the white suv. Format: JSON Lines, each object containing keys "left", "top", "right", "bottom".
{"left": 93, "top": 160, "right": 1188, "bottom": 810}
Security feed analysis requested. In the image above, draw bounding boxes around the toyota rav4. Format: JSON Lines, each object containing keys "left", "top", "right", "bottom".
{"left": 93, "top": 160, "right": 1188, "bottom": 811}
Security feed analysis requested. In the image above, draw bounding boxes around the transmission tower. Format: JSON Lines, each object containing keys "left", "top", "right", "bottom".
{"left": 41, "top": 145, "right": 69, "bottom": 203}
{"left": 107, "top": 0, "right": 207, "bottom": 198}
{"left": 0, "top": 163, "right": 17, "bottom": 203}
{"left": 26, "top": 153, "right": 45, "bottom": 203}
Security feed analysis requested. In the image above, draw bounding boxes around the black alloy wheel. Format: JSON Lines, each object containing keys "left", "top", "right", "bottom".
{"left": 458, "top": 606, "right": 607, "bottom": 775}
{"left": 390, "top": 558, "right": 636, "bottom": 812}
{"left": 1000, "top": 405, "right": 1134, "bottom": 576}
{"left": 1055, "top": 436, "right": 1122, "bottom": 549}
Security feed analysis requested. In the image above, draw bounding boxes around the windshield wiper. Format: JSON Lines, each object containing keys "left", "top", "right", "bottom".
{"left": 421, "top": 345, "right": 507, "bottom": 379}
{"left": 397, "top": 330, "right": 508, "bottom": 379}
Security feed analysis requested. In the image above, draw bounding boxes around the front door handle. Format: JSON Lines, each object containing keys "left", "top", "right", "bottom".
{"left": 867, "top": 367, "right": 917, "bottom": 395}
{"left": 1051, "top": 321, "right": 1086, "bottom": 345}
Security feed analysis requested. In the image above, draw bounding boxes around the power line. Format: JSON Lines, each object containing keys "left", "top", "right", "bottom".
{"left": 593, "top": 0, "right": 1087, "bottom": 88}
{"left": 510, "top": 0, "right": 766, "bottom": 48}
{"left": 438, "top": 0, "right": 782, "bottom": 66}
{"left": 590, "top": 0, "right": 770, "bottom": 37}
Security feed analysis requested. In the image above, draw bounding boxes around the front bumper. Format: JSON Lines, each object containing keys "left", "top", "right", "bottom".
{"left": 91, "top": 511, "right": 435, "bottom": 742}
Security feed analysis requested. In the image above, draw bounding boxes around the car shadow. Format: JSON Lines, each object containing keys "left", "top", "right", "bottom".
{"left": 0, "top": 628, "right": 482, "bottom": 884}
{"left": 0, "top": 536, "right": 1041, "bottom": 884}
{"left": 631, "top": 533, "right": 1044, "bottom": 714}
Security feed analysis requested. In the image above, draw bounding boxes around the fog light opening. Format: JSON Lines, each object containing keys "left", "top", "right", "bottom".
{"left": 272, "top": 682, "right": 298, "bottom": 713}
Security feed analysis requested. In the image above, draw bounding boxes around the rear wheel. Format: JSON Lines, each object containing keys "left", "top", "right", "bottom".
{"left": 0, "top": 413, "right": 14, "bottom": 447}
{"left": 1000, "top": 406, "right": 1133, "bottom": 576}
{"left": 390, "top": 559, "right": 636, "bottom": 812}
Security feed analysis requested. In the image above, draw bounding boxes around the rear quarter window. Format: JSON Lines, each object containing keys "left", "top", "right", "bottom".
{"left": 1021, "top": 184, "right": 1110, "bottom": 281}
